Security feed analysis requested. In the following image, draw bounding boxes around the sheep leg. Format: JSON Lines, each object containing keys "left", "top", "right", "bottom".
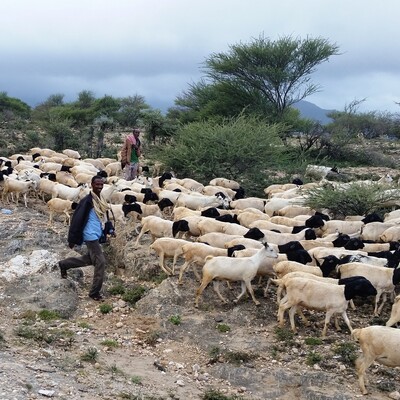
{"left": 349, "top": 299, "right": 356, "bottom": 310}
{"left": 171, "top": 253, "right": 180, "bottom": 275}
{"left": 355, "top": 354, "right": 374, "bottom": 395}
{"left": 212, "top": 281, "right": 228, "bottom": 304}
{"left": 377, "top": 292, "right": 387, "bottom": 315}
{"left": 178, "top": 260, "right": 191, "bottom": 284}
{"left": 288, "top": 305, "right": 298, "bottom": 333}
{"left": 158, "top": 253, "right": 173, "bottom": 276}
{"left": 194, "top": 276, "right": 212, "bottom": 308}
{"left": 277, "top": 296, "right": 290, "bottom": 326}
{"left": 373, "top": 293, "right": 382, "bottom": 316}
{"left": 321, "top": 311, "right": 333, "bottom": 339}
{"left": 233, "top": 281, "right": 247, "bottom": 304}
{"left": 237, "top": 280, "right": 259, "bottom": 306}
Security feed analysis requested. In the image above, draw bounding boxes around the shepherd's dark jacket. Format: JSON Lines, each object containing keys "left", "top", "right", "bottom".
{"left": 68, "top": 193, "right": 95, "bottom": 246}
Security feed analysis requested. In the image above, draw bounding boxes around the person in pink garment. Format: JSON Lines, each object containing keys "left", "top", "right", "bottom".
{"left": 120, "top": 128, "right": 141, "bottom": 181}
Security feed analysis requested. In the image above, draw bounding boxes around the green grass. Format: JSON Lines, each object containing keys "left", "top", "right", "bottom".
{"left": 37, "top": 309, "right": 61, "bottom": 321}
{"left": 202, "top": 389, "right": 243, "bottom": 400}
{"left": 99, "top": 303, "right": 113, "bottom": 314}
{"left": 122, "top": 286, "right": 148, "bottom": 305}
{"left": 80, "top": 347, "right": 99, "bottom": 363}
{"left": 306, "top": 351, "right": 323, "bottom": 366}
{"left": 304, "top": 337, "right": 323, "bottom": 346}
{"left": 216, "top": 323, "right": 230, "bottom": 333}
{"left": 168, "top": 315, "right": 181, "bottom": 325}
{"left": 100, "top": 339, "right": 119, "bottom": 348}
{"left": 333, "top": 342, "right": 357, "bottom": 365}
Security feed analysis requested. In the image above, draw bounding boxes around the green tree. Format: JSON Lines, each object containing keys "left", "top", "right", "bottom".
{"left": 141, "top": 109, "right": 178, "bottom": 144}
{"left": 0, "top": 92, "right": 31, "bottom": 120}
{"left": 154, "top": 114, "right": 289, "bottom": 195}
{"left": 205, "top": 35, "right": 339, "bottom": 119}
{"left": 116, "top": 95, "right": 149, "bottom": 127}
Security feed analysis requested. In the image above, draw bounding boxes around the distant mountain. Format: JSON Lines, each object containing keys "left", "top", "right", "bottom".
{"left": 292, "top": 100, "right": 334, "bottom": 124}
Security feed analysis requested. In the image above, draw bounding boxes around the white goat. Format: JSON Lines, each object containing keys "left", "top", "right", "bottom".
{"left": 194, "top": 242, "right": 278, "bottom": 307}
{"left": 352, "top": 326, "right": 400, "bottom": 394}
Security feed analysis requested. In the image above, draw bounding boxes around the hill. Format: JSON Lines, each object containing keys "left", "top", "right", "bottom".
{"left": 293, "top": 100, "right": 334, "bottom": 124}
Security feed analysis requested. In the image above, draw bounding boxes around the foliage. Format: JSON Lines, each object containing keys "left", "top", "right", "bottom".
{"left": 303, "top": 182, "right": 400, "bottom": 218}
{"left": 131, "top": 375, "right": 142, "bottom": 385}
{"left": 274, "top": 326, "right": 295, "bottom": 345}
{"left": 224, "top": 350, "right": 255, "bottom": 365}
{"left": 122, "top": 285, "right": 147, "bottom": 305}
{"left": 0, "top": 92, "right": 31, "bottom": 120}
{"left": 304, "top": 337, "right": 323, "bottom": 346}
{"left": 108, "top": 280, "right": 126, "bottom": 295}
{"left": 178, "top": 35, "right": 338, "bottom": 121}
{"left": 80, "top": 347, "right": 99, "bottom": 362}
{"left": 153, "top": 114, "right": 288, "bottom": 196}
{"left": 332, "top": 342, "right": 357, "bottom": 365}
{"left": 306, "top": 351, "right": 323, "bottom": 366}
{"left": 202, "top": 389, "right": 243, "bottom": 400}
{"left": 37, "top": 309, "right": 61, "bottom": 321}
{"left": 168, "top": 315, "right": 182, "bottom": 325}
{"left": 116, "top": 94, "right": 149, "bottom": 127}
{"left": 99, "top": 303, "right": 113, "bottom": 314}
{"left": 140, "top": 108, "right": 178, "bottom": 144}
{"left": 216, "top": 323, "right": 231, "bottom": 333}
{"left": 100, "top": 339, "right": 119, "bottom": 348}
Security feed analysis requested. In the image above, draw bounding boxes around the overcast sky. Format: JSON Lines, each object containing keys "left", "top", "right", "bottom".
{"left": 1, "top": 0, "right": 400, "bottom": 114}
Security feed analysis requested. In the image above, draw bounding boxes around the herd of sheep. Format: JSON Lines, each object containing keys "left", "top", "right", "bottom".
{"left": 1, "top": 147, "right": 400, "bottom": 394}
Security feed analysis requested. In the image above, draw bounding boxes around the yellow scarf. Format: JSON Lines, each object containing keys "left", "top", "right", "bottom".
{"left": 91, "top": 191, "right": 110, "bottom": 222}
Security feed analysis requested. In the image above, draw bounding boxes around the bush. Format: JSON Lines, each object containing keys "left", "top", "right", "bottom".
{"left": 153, "top": 115, "right": 289, "bottom": 197}
{"left": 99, "top": 303, "right": 113, "bottom": 314}
{"left": 122, "top": 286, "right": 147, "bottom": 305}
{"left": 333, "top": 342, "right": 357, "bottom": 365}
{"left": 303, "top": 182, "right": 400, "bottom": 218}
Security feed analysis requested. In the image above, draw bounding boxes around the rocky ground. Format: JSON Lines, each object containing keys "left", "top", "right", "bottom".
{"left": 0, "top": 184, "right": 400, "bottom": 400}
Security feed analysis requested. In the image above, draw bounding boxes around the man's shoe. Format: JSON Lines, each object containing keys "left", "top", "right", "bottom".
{"left": 59, "top": 264, "right": 67, "bottom": 279}
{"left": 89, "top": 294, "right": 104, "bottom": 301}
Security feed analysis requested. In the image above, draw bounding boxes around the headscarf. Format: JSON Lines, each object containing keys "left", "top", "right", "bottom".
{"left": 126, "top": 134, "right": 137, "bottom": 146}
{"left": 91, "top": 190, "right": 110, "bottom": 222}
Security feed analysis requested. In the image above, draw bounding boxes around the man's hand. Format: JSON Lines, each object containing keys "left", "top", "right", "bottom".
{"left": 68, "top": 243, "right": 75, "bottom": 249}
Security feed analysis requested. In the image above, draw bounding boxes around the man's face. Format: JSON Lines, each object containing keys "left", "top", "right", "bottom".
{"left": 91, "top": 178, "right": 104, "bottom": 196}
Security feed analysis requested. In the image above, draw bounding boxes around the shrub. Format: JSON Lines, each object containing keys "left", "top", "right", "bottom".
{"left": 333, "top": 342, "right": 357, "bottom": 365}
{"left": 99, "top": 303, "right": 113, "bottom": 314}
{"left": 122, "top": 286, "right": 147, "bottom": 305}
{"left": 100, "top": 339, "right": 119, "bottom": 348}
{"left": 168, "top": 315, "right": 181, "bottom": 325}
{"left": 306, "top": 351, "right": 323, "bottom": 366}
{"left": 202, "top": 389, "right": 242, "bottom": 400}
{"left": 153, "top": 115, "right": 289, "bottom": 197}
{"left": 37, "top": 309, "right": 61, "bottom": 321}
{"left": 303, "top": 182, "right": 400, "bottom": 218}
{"left": 304, "top": 337, "right": 323, "bottom": 346}
{"left": 216, "top": 323, "right": 230, "bottom": 333}
{"left": 108, "top": 280, "right": 126, "bottom": 295}
{"left": 80, "top": 347, "right": 98, "bottom": 362}
{"left": 274, "top": 326, "right": 294, "bottom": 345}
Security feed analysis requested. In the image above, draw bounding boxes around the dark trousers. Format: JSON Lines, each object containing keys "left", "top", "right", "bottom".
{"left": 59, "top": 240, "right": 106, "bottom": 297}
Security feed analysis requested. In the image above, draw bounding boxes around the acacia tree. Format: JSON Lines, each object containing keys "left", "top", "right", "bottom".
{"left": 188, "top": 35, "right": 339, "bottom": 121}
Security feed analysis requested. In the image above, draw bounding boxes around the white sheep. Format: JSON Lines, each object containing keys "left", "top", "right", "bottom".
{"left": 352, "top": 326, "right": 400, "bottom": 394}
{"left": 386, "top": 295, "right": 400, "bottom": 327}
{"left": 230, "top": 197, "right": 266, "bottom": 212}
{"left": 360, "top": 221, "right": 395, "bottom": 241}
{"left": 194, "top": 242, "right": 278, "bottom": 307}
{"left": 337, "top": 262, "right": 400, "bottom": 315}
{"left": 196, "top": 232, "right": 243, "bottom": 249}
{"left": 178, "top": 242, "right": 228, "bottom": 284}
{"left": 175, "top": 192, "right": 229, "bottom": 210}
{"left": 277, "top": 276, "right": 376, "bottom": 338}
{"left": 51, "top": 183, "right": 88, "bottom": 202}
{"left": 55, "top": 171, "right": 78, "bottom": 188}
{"left": 380, "top": 225, "right": 400, "bottom": 242}
{"left": 134, "top": 215, "right": 174, "bottom": 246}
{"left": 149, "top": 237, "right": 189, "bottom": 275}
{"left": 316, "top": 220, "right": 368, "bottom": 237}
{"left": 236, "top": 211, "right": 270, "bottom": 228}
{"left": 304, "top": 164, "right": 338, "bottom": 180}
{"left": 209, "top": 177, "right": 240, "bottom": 190}
{"left": 46, "top": 198, "right": 77, "bottom": 225}
{"left": 2, "top": 177, "right": 36, "bottom": 207}
{"left": 62, "top": 149, "right": 81, "bottom": 159}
